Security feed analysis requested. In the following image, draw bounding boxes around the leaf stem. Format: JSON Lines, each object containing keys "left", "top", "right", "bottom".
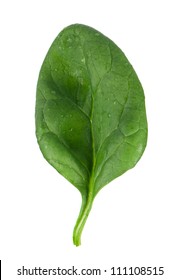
{"left": 73, "top": 181, "right": 94, "bottom": 246}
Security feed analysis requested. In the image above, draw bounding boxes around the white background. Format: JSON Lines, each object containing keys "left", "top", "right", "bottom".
{"left": 0, "top": 0, "right": 179, "bottom": 279}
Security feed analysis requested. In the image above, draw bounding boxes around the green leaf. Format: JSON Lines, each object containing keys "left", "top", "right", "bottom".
{"left": 35, "top": 24, "right": 148, "bottom": 246}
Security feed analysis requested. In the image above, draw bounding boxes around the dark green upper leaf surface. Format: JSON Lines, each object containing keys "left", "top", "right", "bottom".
{"left": 36, "top": 24, "right": 147, "bottom": 196}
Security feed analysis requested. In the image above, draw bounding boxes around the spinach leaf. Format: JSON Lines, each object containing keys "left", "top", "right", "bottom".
{"left": 35, "top": 24, "right": 148, "bottom": 246}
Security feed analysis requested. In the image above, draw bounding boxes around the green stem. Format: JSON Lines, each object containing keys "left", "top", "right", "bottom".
{"left": 73, "top": 188, "right": 94, "bottom": 246}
